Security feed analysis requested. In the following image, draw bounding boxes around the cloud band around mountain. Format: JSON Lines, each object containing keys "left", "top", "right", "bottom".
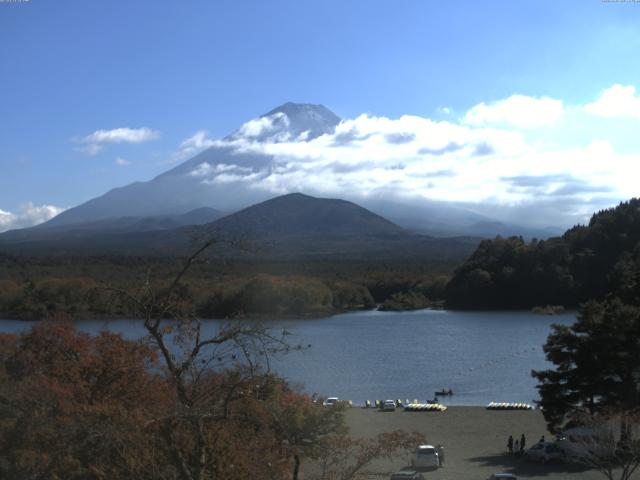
{"left": 175, "top": 84, "right": 640, "bottom": 227}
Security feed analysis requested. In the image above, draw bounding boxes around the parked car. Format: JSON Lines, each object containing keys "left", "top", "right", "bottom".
{"left": 322, "top": 397, "right": 339, "bottom": 407}
{"left": 487, "top": 474, "right": 517, "bottom": 480}
{"left": 410, "top": 445, "right": 440, "bottom": 468}
{"left": 556, "top": 426, "right": 611, "bottom": 461}
{"left": 383, "top": 399, "right": 397, "bottom": 411}
{"left": 525, "top": 442, "right": 565, "bottom": 463}
{"left": 390, "top": 471, "right": 425, "bottom": 480}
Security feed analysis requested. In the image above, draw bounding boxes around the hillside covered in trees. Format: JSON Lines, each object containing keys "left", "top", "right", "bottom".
{"left": 0, "top": 255, "right": 452, "bottom": 321}
{"left": 446, "top": 198, "right": 640, "bottom": 309}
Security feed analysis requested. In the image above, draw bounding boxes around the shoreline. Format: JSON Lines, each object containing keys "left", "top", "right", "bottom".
{"left": 0, "top": 305, "right": 579, "bottom": 323}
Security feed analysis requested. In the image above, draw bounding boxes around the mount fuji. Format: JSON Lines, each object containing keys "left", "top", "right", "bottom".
{"left": 43, "top": 103, "right": 341, "bottom": 227}
{"left": 7, "top": 102, "right": 558, "bottom": 241}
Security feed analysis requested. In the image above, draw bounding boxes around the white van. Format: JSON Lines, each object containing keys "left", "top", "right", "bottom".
{"left": 383, "top": 400, "right": 397, "bottom": 411}
{"left": 410, "top": 445, "right": 440, "bottom": 468}
{"left": 322, "top": 397, "right": 339, "bottom": 407}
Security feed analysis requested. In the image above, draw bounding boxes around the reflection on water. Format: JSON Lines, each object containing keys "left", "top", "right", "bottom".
{"left": 0, "top": 309, "right": 575, "bottom": 406}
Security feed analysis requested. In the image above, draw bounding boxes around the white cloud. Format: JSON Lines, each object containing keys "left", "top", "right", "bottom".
{"left": 464, "top": 94, "right": 564, "bottom": 129}
{"left": 230, "top": 112, "right": 294, "bottom": 142}
{"left": 75, "top": 127, "right": 160, "bottom": 156}
{"left": 188, "top": 162, "right": 253, "bottom": 178}
{"left": 81, "top": 127, "right": 160, "bottom": 144}
{"left": 583, "top": 84, "right": 640, "bottom": 120}
{"left": 170, "top": 130, "right": 217, "bottom": 163}
{"left": 0, "top": 202, "right": 66, "bottom": 232}
{"left": 75, "top": 143, "right": 103, "bottom": 156}
{"left": 180, "top": 87, "right": 640, "bottom": 228}
{"left": 115, "top": 157, "right": 131, "bottom": 166}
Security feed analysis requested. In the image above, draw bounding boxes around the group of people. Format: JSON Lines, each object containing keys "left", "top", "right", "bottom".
{"left": 507, "top": 434, "right": 545, "bottom": 456}
{"left": 507, "top": 434, "right": 527, "bottom": 456}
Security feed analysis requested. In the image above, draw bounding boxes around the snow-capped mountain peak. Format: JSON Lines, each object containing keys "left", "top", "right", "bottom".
{"left": 227, "top": 102, "right": 341, "bottom": 143}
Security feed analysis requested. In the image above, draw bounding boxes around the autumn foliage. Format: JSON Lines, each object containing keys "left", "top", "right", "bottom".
{"left": 0, "top": 236, "right": 425, "bottom": 480}
{"left": 0, "top": 322, "right": 164, "bottom": 479}
{"left": 0, "top": 322, "right": 295, "bottom": 479}
{"left": 0, "top": 321, "right": 418, "bottom": 480}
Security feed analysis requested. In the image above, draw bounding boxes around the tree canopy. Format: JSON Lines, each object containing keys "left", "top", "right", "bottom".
{"left": 533, "top": 299, "right": 640, "bottom": 433}
{"left": 446, "top": 198, "right": 640, "bottom": 309}
{"left": 0, "top": 322, "right": 348, "bottom": 479}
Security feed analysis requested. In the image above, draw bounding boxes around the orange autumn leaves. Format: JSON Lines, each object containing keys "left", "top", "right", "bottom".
{"left": 0, "top": 323, "right": 329, "bottom": 479}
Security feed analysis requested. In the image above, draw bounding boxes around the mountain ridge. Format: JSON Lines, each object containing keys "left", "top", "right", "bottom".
{"left": 0, "top": 193, "right": 480, "bottom": 262}
{"left": 22, "top": 102, "right": 561, "bottom": 238}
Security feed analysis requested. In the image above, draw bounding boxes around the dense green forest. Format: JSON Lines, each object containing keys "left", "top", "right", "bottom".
{"left": 4, "top": 198, "right": 640, "bottom": 318}
{"left": 446, "top": 198, "right": 640, "bottom": 309}
{"left": 0, "top": 255, "right": 452, "bottom": 320}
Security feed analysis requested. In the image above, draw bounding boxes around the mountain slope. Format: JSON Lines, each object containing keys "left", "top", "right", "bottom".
{"left": 226, "top": 102, "right": 340, "bottom": 142}
{"left": 44, "top": 103, "right": 341, "bottom": 227}
{"left": 209, "top": 192, "right": 403, "bottom": 238}
{"left": 181, "top": 194, "right": 480, "bottom": 261}
{"left": 0, "top": 207, "right": 225, "bottom": 244}
{"left": 32, "top": 101, "right": 558, "bottom": 239}
{"left": 0, "top": 194, "right": 480, "bottom": 262}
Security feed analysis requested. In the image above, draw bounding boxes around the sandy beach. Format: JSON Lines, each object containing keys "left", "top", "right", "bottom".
{"left": 329, "top": 407, "right": 611, "bottom": 480}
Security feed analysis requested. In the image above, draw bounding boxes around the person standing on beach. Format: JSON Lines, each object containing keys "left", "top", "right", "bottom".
{"left": 436, "top": 444, "right": 445, "bottom": 466}
{"left": 507, "top": 435, "right": 514, "bottom": 455}
{"left": 520, "top": 434, "right": 526, "bottom": 455}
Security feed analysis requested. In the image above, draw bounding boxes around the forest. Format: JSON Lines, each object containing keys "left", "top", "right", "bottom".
{"left": 3, "top": 198, "right": 640, "bottom": 319}
{"left": 0, "top": 255, "right": 451, "bottom": 321}
{"left": 446, "top": 198, "right": 640, "bottom": 309}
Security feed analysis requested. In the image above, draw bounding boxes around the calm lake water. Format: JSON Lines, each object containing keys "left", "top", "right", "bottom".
{"left": 0, "top": 309, "right": 575, "bottom": 406}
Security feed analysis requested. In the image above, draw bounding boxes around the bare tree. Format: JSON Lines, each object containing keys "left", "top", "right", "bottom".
{"left": 561, "top": 410, "right": 640, "bottom": 480}
{"left": 107, "top": 235, "right": 423, "bottom": 480}
{"left": 109, "top": 237, "right": 294, "bottom": 480}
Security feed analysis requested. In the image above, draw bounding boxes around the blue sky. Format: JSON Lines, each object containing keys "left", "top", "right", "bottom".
{"left": 1, "top": 0, "right": 640, "bottom": 229}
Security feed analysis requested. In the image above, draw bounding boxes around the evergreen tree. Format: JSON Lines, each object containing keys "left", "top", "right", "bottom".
{"left": 533, "top": 298, "right": 640, "bottom": 432}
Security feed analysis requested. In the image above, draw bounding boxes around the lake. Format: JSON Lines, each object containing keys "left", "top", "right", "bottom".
{"left": 0, "top": 309, "right": 575, "bottom": 406}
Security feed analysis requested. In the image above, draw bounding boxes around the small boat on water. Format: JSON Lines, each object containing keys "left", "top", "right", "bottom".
{"left": 434, "top": 389, "right": 454, "bottom": 396}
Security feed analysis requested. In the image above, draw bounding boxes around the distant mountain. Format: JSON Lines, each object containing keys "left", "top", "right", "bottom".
{"left": 29, "top": 101, "right": 558, "bottom": 239}
{"left": 198, "top": 193, "right": 480, "bottom": 261}
{"left": 0, "top": 207, "right": 225, "bottom": 245}
{"left": 209, "top": 193, "right": 403, "bottom": 238}
{"left": 0, "top": 193, "right": 480, "bottom": 262}
{"left": 367, "top": 200, "right": 561, "bottom": 239}
{"left": 226, "top": 102, "right": 341, "bottom": 143}
{"left": 43, "top": 103, "right": 342, "bottom": 228}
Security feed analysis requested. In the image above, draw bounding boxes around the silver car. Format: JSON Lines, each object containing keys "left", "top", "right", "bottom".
{"left": 525, "top": 442, "right": 565, "bottom": 464}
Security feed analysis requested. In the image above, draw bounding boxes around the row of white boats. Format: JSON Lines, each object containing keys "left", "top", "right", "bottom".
{"left": 404, "top": 403, "right": 448, "bottom": 412}
{"left": 486, "top": 402, "right": 535, "bottom": 410}
{"left": 335, "top": 399, "right": 534, "bottom": 411}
